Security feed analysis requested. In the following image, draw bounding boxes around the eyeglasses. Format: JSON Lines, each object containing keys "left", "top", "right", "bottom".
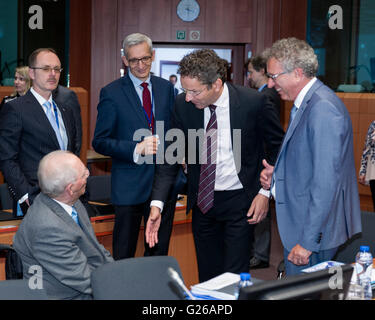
{"left": 127, "top": 56, "right": 152, "bottom": 66}
{"left": 266, "top": 71, "right": 288, "bottom": 81}
{"left": 181, "top": 87, "right": 207, "bottom": 97}
{"left": 31, "top": 66, "right": 63, "bottom": 73}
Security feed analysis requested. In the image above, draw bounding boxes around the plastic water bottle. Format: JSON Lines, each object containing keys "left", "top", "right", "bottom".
{"left": 355, "top": 246, "right": 373, "bottom": 300}
{"left": 234, "top": 272, "right": 253, "bottom": 299}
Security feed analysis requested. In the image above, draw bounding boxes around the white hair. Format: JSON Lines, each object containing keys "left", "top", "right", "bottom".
{"left": 38, "top": 151, "right": 79, "bottom": 198}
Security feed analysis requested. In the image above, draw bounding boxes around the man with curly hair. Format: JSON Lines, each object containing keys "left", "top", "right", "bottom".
{"left": 146, "top": 49, "right": 284, "bottom": 282}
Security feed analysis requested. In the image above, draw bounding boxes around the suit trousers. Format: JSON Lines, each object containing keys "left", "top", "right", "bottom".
{"left": 113, "top": 197, "right": 177, "bottom": 260}
{"left": 192, "top": 189, "right": 254, "bottom": 282}
{"left": 250, "top": 210, "right": 271, "bottom": 262}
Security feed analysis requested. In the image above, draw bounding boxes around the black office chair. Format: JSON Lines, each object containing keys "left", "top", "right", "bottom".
{"left": 334, "top": 211, "right": 375, "bottom": 263}
{"left": 85, "top": 175, "right": 111, "bottom": 203}
{"left": 82, "top": 175, "right": 113, "bottom": 217}
{"left": 0, "top": 243, "right": 23, "bottom": 279}
{"left": 0, "top": 183, "right": 12, "bottom": 210}
{"left": 91, "top": 256, "right": 185, "bottom": 300}
{"left": 0, "top": 279, "right": 48, "bottom": 300}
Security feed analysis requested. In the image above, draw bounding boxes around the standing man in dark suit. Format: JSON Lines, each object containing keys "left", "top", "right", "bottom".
{"left": 53, "top": 85, "right": 82, "bottom": 157}
{"left": 246, "top": 53, "right": 282, "bottom": 270}
{"left": 92, "top": 33, "right": 182, "bottom": 260}
{"left": 0, "top": 48, "right": 79, "bottom": 215}
{"left": 13, "top": 151, "right": 113, "bottom": 300}
{"left": 247, "top": 53, "right": 281, "bottom": 118}
{"left": 146, "top": 49, "right": 284, "bottom": 282}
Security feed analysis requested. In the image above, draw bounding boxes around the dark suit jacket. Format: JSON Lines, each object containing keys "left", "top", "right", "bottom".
{"left": 13, "top": 193, "right": 113, "bottom": 300}
{"left": 92, "top": 74, "right": 177, "bottom": 205}
{"left": 261, "top": 86, "right": 281, "bottom": 119}
{"left": 53, "top": 85, "right": 82, "bottom": 156}
{"left": 0, "top": 90, "right": 79, "bottom": 203}
{"left": 153, "top": 82, "right": 284, "bottom": 213}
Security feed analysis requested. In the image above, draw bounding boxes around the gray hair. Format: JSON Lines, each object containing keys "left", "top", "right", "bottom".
{"left": 38, "top": 151, "right": 79, "bottom": 198}
{"left": 268, "top": 38, "right": 318, "bottom": 78}
{"left": 122, "top": 33, "right": 153, "bottom": 58}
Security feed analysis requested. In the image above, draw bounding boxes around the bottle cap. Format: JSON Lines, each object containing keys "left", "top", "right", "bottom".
{"left": 240, "top": 273, "right": 251, "bottom": 281}
{"left": 360, "top": 246, "right": 370, "bottom": 252}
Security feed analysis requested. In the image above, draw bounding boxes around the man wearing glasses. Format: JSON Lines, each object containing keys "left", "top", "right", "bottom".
{"left": 260, "top": 38, "right": 362, "bottom": 275}
{"left": 0, "top": 48, "right": 79, "bottom": 215}
{"left": 146, "top": 49, "right": 284, "bottom": 282}
{"left": 93, "top": 33, "right": 184, "bottom": 260}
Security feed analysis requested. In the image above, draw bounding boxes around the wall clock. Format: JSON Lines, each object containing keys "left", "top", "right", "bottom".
{"left": 177, "top": 0, "right": 200, "bottom": 22}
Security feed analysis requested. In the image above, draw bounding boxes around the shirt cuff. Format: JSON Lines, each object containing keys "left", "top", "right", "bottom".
{"left": 258, "top": 188, "right": 270, "bottom": 198}
{"left": 133, "top": 145, "right": 140, "bottom": 163}
{"left": 19, "top": 193, "right": 29, "bottom": 203}
{"left": 150, "top": 200, "right": 164, "bottom": 213}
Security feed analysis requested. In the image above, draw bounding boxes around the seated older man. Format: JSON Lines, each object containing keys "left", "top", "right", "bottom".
{"left": 13, "top": 151, "right": 113, "bottom": 300}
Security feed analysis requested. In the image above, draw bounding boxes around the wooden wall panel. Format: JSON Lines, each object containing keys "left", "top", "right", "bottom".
{"left": 90, "top": 0, "right": 119, "bottom": 147}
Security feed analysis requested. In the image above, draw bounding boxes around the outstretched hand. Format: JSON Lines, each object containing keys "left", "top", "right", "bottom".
{"left": 145, "top": 206, "right": 162, "bottom": 248}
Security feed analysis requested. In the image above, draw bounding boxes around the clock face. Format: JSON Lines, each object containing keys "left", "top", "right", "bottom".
{"left": 177, "top": 0, "right": 200, "bottom": 22}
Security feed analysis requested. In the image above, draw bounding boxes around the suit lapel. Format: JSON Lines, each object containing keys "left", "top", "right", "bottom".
{"left": 26, "top": 91, "right": 61, "bottom": 150}
{"left": 120, "top": 74, "right": 149, "bottom": 128}
{"left": 227, "top": 83, "right": 241, "bottom": 147}
{"left": 56, "top": 101, "right": 72, "bottom": 150}
{"left": 151, "top": 76, "right": 162, "bottom": 122}
{"left": 40, "top": 194, "right": 82, "bottom": 232}
{"left": 275, "top": 79, "right": 323, "bottom": 168}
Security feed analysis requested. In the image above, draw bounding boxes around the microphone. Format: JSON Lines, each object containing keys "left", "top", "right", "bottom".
{"left": 167, "top": 267, "right": 196, "bottom": 300}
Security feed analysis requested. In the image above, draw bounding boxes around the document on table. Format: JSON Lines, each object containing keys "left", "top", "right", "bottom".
{"left": 190, "top": 272, "right": 240, "bottom": 300}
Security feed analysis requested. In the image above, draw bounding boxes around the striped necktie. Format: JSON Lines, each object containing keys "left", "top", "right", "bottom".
{"left": 197, "top": 105, "right": 217, "bottom": 214}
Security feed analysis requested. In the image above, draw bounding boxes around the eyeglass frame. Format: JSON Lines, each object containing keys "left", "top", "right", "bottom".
{"left": 266, "top": 71, "right": 288, "bottom": 81}
{"left": 30, "top": 66, "right": 63, "bottom": 73}
{"left": 181, "top": 86, "right": 208, "bottom": 97}
{"left": 127, "top": 55, "right": 153, "bottom": 66}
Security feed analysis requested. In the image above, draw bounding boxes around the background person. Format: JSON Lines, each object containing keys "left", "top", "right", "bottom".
{"left": 359, "top": 120, "right": 375, "bottom": 210}
{"left": 0, "top": 66, "right": 31, "bottom": 112}
{"left": 0, "top": 48, "right": 80, "bottom": 216}
{"left": 246, "top": 53, "right": 283, "bottom": 270}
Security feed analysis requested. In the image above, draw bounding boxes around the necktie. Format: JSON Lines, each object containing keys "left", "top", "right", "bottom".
{"left": 140, "top": 82, "right": 154, "bottom": 132}
{"left": 71, "top": 207, "right": 80, "bottom": 227}
{"left": 44, "top": 101, "right": 65, "bottom": 150}
{"left": 197, "top": 105, "right": 217, "bottom": 214}
{"left": 288, "top": 104, "right": 298, "bottom": 127}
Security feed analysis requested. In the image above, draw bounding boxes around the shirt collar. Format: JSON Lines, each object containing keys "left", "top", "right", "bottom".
{"left": 211, "top": 82, "right": 229, "bottom": 109}
{"left": 258, "top": 83, "right": 267, "bottom": 92}
{"left": 52, "top": 198, "right": 73, "bottom": 217}
{"left": 294, "top": 77, "right": 317, "bottom": 109}
{"left": 128, "top": 69, "right": 151, "bottom": 88}
{"left": 30, "top": 87, "right": 53, "bottom": 106}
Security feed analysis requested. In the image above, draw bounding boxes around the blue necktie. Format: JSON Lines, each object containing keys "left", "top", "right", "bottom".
{"left": 288, "top": 104, "right": 298, "bottom": 127}
{"left": 44, "top": 101, "right": 65, "bottom": 150}
{"left": 71, "top": 207, "right": 80, "bottom": 227}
